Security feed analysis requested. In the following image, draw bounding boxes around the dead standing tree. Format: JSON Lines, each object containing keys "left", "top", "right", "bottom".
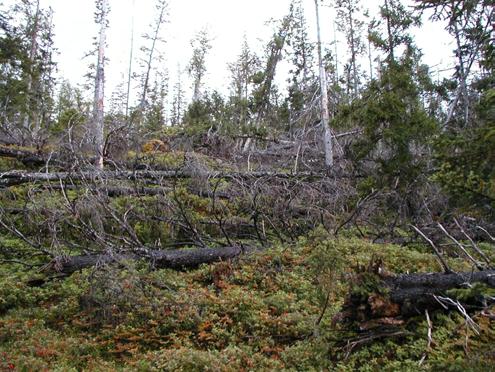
{"left": 92, "top": 0, "right": 109, "bottom": 170}
{"left": 314, "top": 0, "right": 334, "bottom": 168}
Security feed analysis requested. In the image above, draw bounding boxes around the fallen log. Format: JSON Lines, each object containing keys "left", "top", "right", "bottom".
{"left": 0, "top": 145, "right": 53, "bottom": 167}
{"left": 48, "top": 245, "right": 248, "bottom": 274}
{"left": 341, "top": 269, "right": 495, "bottom": 321}
{"left": 0, "top": 169, "right": 326, "bottom": 187}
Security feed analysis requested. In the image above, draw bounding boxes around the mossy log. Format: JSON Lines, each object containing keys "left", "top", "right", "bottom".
{"left": 342, "top": 270, "right": 495, "bottom": 321}
{"left": 47, "top": 246, "right": 248, "bottom": 274}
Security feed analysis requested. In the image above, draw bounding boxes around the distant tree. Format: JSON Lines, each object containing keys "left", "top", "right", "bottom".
{"left": 369, "top": 0, "right": 421, "bottom": 67}
{"left": 170, "top": 64, "right": 186, "bottom": 126}
{"left": 251, "top": 18, "right": 290, "bottom": 128}
{"left": 138, "top": 0, "right": 168, "bottom": 111}
{"left": 182, "top": 90, "right": 227, "bottom": 135}
{"left": 52, "top": 80, "right": 89, "bottom": 137}
{"left": 188, "top": 29, "right": 212, "bottom": 103}
{"left": 125, "top": 0, "right": 136, "bottom": 118}
{"left": 415, "top": 0, "right": 493, "bottom": 128}
{"left": 143, "top": 71, "right": 168, "bottom": 133}
{"left": 284, "top": 0, "right": 317, "bottom": 135}
{"left": 335, "top": 0, "right": 366, "bottom": 98}
{"left": 227, "top": 36, "right": 259, "bottom": 128}
{"left": 0, "top": 0, "right": 56, "bottom": 145}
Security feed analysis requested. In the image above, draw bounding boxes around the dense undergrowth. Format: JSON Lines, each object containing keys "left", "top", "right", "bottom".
{"left": 0, "top": 149, "right": 494, "bottom": 371}
{"left": 1, "top": 231, "right": 494, "bottom": 371}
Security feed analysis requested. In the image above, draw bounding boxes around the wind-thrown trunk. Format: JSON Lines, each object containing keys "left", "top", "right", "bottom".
{"left": 314, "top": 0, "right": 333, "bottom": 168}
{"left": 93, "top": 0, "right": 109, "bottom": 170}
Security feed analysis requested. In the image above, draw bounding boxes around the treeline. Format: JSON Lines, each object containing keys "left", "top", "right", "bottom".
{"left": 0, "top": 0, "right": 493, "bottom": 218}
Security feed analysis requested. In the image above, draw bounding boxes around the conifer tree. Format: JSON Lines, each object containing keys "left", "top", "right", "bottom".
{"left": 0, "top": 0, "right": 56, "bottom": 145}
{"left": 335, "top": 0, "right": 366, "bottom": 98}
{"left": 228, "top": 37, "right": 259, "bottom": 128}
{"left": 170, "top": 64, "right": 186, "bottom": 126}
{"left": 337, "top": 0, "right": 436, "bottom": 192}
{"left": 188, "top": 28, "right": 212, "bottom": 103}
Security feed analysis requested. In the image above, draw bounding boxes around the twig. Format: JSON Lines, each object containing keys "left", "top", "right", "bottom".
{"left": 454, "top": 218, "right": 491, "bottom": 266}
{"left": 476, "top": 225, "right": 495, "bottom": 242}
{"left": 411, "top": 225, "right": 453, "bottom": 274}
{"left": 437, "top": 222, "right": 483, "bottom": 270}
{"left": 434, "top": 295, "right": 480, "bottom": 335}
{"left": 419, "top": 310, "right": 433, "bottom": 366}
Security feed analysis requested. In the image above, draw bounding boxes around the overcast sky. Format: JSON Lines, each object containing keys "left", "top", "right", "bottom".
{"left": 3, "top": 0, "right": 455, "bottom": 105}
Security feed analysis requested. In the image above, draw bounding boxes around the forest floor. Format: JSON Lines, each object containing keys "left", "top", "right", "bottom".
{"left": 1, "top": 234, "right": 494, "bottom": 371}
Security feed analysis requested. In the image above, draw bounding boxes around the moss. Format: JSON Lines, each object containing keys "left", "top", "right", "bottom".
{"left": 0, "top": 229, "right": 493, "bottom": 370}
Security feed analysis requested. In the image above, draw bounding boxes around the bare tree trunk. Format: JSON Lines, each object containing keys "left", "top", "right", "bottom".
{"left": 93, "top": 0, "right": 109, "bottom": 170}
{"left": 125, "top": 0, "right": 136, "bottom": 118}
{"left": 314, "top": 0, "right": 333, "bottom": 168}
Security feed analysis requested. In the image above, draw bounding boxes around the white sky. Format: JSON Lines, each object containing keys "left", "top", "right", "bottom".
{"left": 3, "top": 0, "right": 455, "bottom": 107}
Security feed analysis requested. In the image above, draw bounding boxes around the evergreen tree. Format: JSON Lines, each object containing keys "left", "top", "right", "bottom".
{"left": 52, "top": 80, "right": 89, "bottom": 136}
{"left": 337, "top": 0, "right": 436, "bottom": 194}
{"left": 284, "top": 0, "right": 318, "bottom": 136}
{"left": 143, "top": 71, "right": 168, "bottom": 133}
{"left": 0, "top": 0, "right": 56, "bottom": 145}
{"left": 227, "top": 36, "right": 259, "bottom": 129}
{"left": 188, "top": 28, "right": 212, "bottom": 103}
{"left": 170, "top": 64, "right": 186, "bottom": 127}
{"left": 335, "top": 0, "right": 366, "bottom": 98}
{"left": 416, "top": 0, "right": 495, "bottom": 216}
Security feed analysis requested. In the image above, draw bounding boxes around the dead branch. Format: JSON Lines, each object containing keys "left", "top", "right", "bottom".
{"left": 411, "top": 225, "right": 453, "bottom": 273}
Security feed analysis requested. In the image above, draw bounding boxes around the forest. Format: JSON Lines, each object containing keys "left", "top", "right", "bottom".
{"left": 0, "top": 0, "right": 494, "bottom": 370}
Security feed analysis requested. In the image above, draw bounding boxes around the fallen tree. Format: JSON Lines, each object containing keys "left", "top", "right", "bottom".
{"left": 341, "top": 269, "right": 495, "bottom": 322}
{"left": 0, "top": 169, "right": 327, "bottom": 187}
{"left": 0, "top": 145, "right": 59, "bottom": 167}
{"left": 46, "top": 245, "right": 249, "bottom": 275}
